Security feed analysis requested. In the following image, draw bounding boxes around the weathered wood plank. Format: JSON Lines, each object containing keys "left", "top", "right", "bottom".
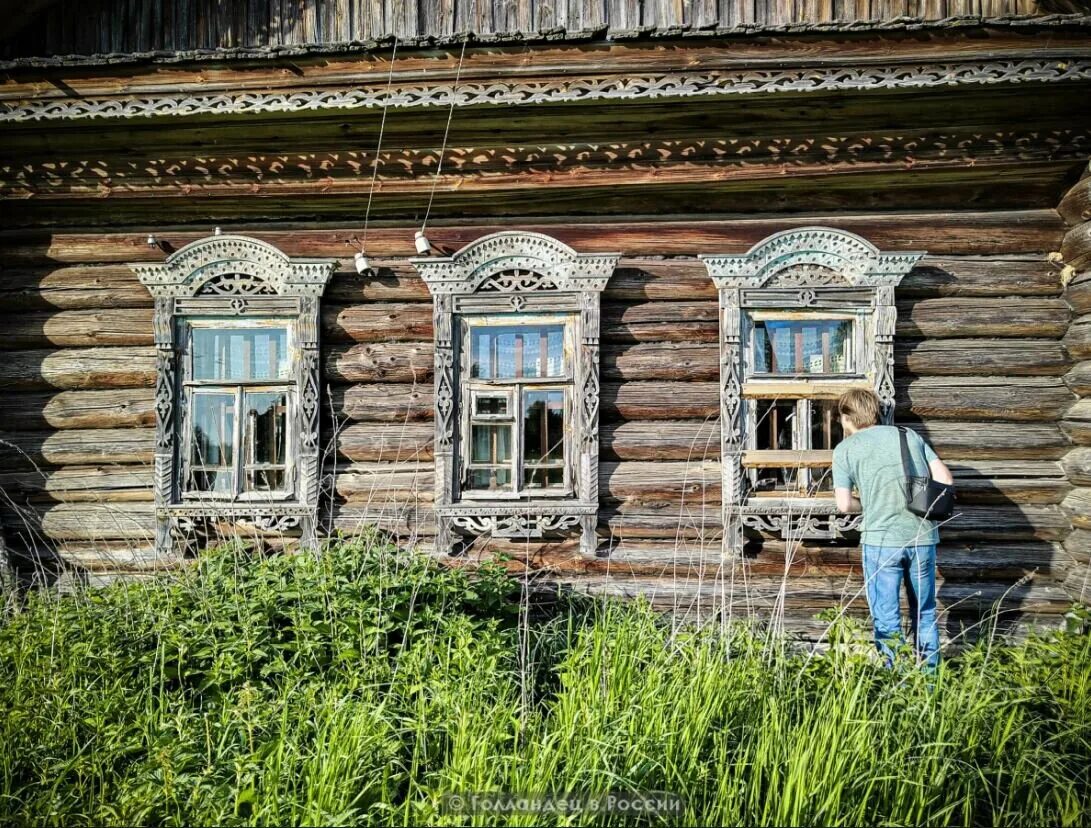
{"left": 1065, "top": 270, "right": 1091, "bottom": 316}
{"left": 1066, "top": 360, "right": 1091, "bottom": 397}
{"left": 895, "top": 298, "right": 1069, "bottom": 338}
{"left": 0, "top": 428, "right": 153, "bottom": 466}
{"left": 1062, "top": 397, "right": 1091, "bottom": 445}
{"left": 1062, "top": 447, "right": 1091, "bottom": 487}
{"left": 0, "top": 346, "right": 155, "bottom": 390}
{"left": 0, "top": 266, "right": 152, "bottom": 311}
{"left": 0, "top": 211, "right": 1063, "bottom": 264}
{"left": 0, "top": 465, "right": 153, "bottom": 502}
{"left": 1062, "top": 487, "right": 1091, "bottom": 531}
{"left": 1058, "top": 175, "right": 1091, "bottom": 228}
{"left": 1063, "top": 313, "right": 1091, "bottom": 360}
{"left": 0, "top": 389, "right": 156, "bottom": 430}
{"left": 1061, "top": 222, "right": 1091, "bottom": 274}
{"left": 0, "top": 309, "right": 155, "bottom": 349}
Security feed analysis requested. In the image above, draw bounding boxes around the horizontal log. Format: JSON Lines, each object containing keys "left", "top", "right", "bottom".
{"left": 0, "top": 465, "right": 153, "bottom": 502}
{"left": 0, "top": 211, "right": 1063, "bottom": 264}
{"left": 893, "top": 376, "right": 1073, "bottom": 421}
{"left": 551, "top": 573, "right": 1073, "bottom": 615}
{"left": 1063, "top": 313, "right": 1091, "bottom": 361}
{"left": 1065, "top": 269, "right": 1091, "bottom": 316}
{"left": 1062, "top": 447, "right": 1091, "bottom": 487}
{"left": 1060, "top": 222, "right": 1091, "bottom": 274}
{"left": 320, "top": 298, "right": 1072, "bottom": 346}
{"left": 53, "top": 542, "right": 181, "bottom": 573}
{"left": 1057, "top": 176, "right": 1091, "bottom": 227}
{"left": 1062, "top": 398, "right": 1091, "bottom": 446}
{"left": 2, "top": 502, "right": 156, "bottom": 542}
{"left": 1064, "top": 529, "right": 1091, "bottom": 564}
{"left": 0, "top": 346, "right": 155, "bottom": 390}
{"left": 895, "top": 298, "right": 1069, "bottom": 338}
{"left": 0, "top": 309, "right": 154, "bottom": 349}
{"left": 0, "top": 266, "right": 152, "bottom": 311}
{"left": 0, "top": 389, "right": 156, "bottom": 430}
{"left": 324, "top": 343, "right": 432, "bottom": 384}
{"left": 0, "top": 429, "right": 153, "bottom": 466}
{"left": 335, "top": 422, "right": 434, "bottom": 463}
{"left": 1062, "top": 488, "right": 1091, "bottom": 531}
{"left": 894, "top": 339, "right": 1069, "bottom": 377}
{"left": 1064, "top": 564, "right": 1090, "bottom": 603}
{"left": 1065, "top": 360, "right": 1091, "bottom": 397}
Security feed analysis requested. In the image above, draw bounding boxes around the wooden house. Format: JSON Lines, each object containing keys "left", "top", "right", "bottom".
{"left": 1, "top": 0, "right": 1090, "bottom": 641}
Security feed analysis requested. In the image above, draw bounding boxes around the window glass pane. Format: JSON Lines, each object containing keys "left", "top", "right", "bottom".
{"left": 190, "top": 470, "right": 233, "bottom": 494}
{"left": 468, "top": 468, "right": 512, "bottom": 491}
{"left": 752, "top": 319, "right": 852, "bottom": 374}
{"left": 752, "top": 467, "right": 798, "bottom": 493}
{"left": 754, "top": 399, "right": 796, "bottom": 452}
{"left": 524, "top": 466, "right": 564, "bottom": 489}
{"left": 809, "top": 399, "right": 844, "bottom": 451}
{"left": 808, "top": 466, "right": 835, "bottom": 494}
{"left": 523, "top": 390, "right": 565, "bottom": 464}
{"left": 191, "top": 392, "right": 235, "bottom": 467}
{"left": 474, "top": 394, "right": 509, "bottom": 417}
{"left": 471, "top": 424, "right": 512, "bottom": 464}
{"left": 470, "top": 324, "right": 566, "bottom": 379}
{"left": 192, "top": 327, "right": 290, "bottom": 381}
{"left": 247, "top": 469, "right": 286, "bottom": 492}
{"left": 242, "top": 392, "right": 288, "bottom": 493}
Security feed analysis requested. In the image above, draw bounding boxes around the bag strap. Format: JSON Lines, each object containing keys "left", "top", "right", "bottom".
{"left": 897, "top": 426, "right": 915, "bottom": 480}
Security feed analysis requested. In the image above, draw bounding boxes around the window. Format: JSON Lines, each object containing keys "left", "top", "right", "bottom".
{"left": 413, "top": 232, "right": 619, "bottom": 556}
{"left": 461, "top": 317, "right": 574, "bottom": 497}
{"left": 701, "top": 228, "right": 924, "bottom": 547}
{"left": 181, "top": 321, "right": 294, "bottom": 499}
{"left": 134, "top": 235, "right": 335, "bottom": 554}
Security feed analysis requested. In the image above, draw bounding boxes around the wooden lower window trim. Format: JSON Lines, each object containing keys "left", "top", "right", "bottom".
{"left": 742, "top": 449, "right": 833, "bottom": 468}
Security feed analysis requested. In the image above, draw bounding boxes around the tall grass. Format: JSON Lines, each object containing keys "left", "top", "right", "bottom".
{"left": 1, "top": 536, "right": 1088, "bottom": 826}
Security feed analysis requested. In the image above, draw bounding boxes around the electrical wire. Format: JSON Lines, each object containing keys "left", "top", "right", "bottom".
{"left": 421, "top": 23, "right": 471, "bottom": 233}
{"left": 361, "top": 36, "right": 398, "bottom": 246}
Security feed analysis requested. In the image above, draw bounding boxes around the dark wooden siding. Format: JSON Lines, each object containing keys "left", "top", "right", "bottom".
{"left": 2, "top": 0, "right": 1048, "bottom": 59}
{"left": 0, "top": 213, "right": 1079, "bottom": 638}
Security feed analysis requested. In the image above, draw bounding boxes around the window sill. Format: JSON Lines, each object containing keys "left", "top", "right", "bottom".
{"left": 737, "top": 498, "right": 862, "bottom": 540}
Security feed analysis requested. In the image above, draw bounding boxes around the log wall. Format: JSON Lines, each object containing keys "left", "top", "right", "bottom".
{"left": 0, "top": 210, "right": 1080, "bottom": 639}
{"left": 1060, "top": 172, "right": 1091, "bottom": 606}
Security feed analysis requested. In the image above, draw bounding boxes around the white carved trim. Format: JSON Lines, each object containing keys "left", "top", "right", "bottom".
{"left": 134, "top": 234, "right": 335, "bottom": 299}
{"left": 703, "top": 227, "right": 923, "bottom": 551}
{"left": 133, "top": 234, "right": 336, "bottom": 557}
{"left": 412, "top": 231, "right": 619, "bottom": 295}
{"left": 412, "top": 231, "right": 617, "bottom": 556}
{"left": 5, "top": 59, "right": 1091, "bottom": 123}
{"left": 700, "top": 227, "right": 923, "bottom": 289}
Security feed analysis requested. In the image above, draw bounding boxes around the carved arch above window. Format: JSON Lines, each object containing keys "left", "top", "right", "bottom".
{"left": 132, "top": 235, "right": 336, "bottom": 557}
{"left": 701, "top": 228, "right": 924, "bottom": 551}
{"left": 412, "top": 232, "right": 620, "bottom": 557}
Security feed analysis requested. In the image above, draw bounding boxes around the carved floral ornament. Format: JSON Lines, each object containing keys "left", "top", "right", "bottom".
{"left": 412, "top": 231, "right": 620, "bottom": 557}
{"left": 701, "top": 227, "right": 924, "bottom": 549}
{"left": 132, "top": 234, "right": 336, "bottom": 556}
{"left": 133, "top": 234, "right": 334, "bottom": 299}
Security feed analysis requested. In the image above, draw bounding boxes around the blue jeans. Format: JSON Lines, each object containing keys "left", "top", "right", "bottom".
{"left": 861, "top": 543, "right": 940, "bottom": 670}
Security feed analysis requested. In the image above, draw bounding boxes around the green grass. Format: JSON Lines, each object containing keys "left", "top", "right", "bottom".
{"left": 1, "top": 535, "right": 1089, "bottom": 826}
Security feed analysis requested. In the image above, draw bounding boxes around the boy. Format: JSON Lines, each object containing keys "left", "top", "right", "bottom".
{"left": 832, "top": 388, "right": 954, "bottom": 669}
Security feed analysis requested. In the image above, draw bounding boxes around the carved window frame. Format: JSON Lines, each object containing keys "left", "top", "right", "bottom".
{"left": 412, "top": 232, "right": 620, "bottom": 556}
{"left": 133, "top": 235, "right": 336, "bottom": 554}
{"left": 701, "top": 228, "right": 923, "bottom": 549}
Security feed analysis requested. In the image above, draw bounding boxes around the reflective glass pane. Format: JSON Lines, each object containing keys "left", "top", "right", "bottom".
{"left": 470, "top": 324, "right": 566, "bottom": 379}
{"left": 524, "top": 466, "right": 564, "bottom": 489}
{"left": 523, "top": 390, "right": 565, "bottom": 464}
{"left": 468, "top": 468, "right": 512, "bottom": 491}
{"left": 752, "top": 467, "right": 797, "bottom": 493}
{"left": 754, "top": 399, "right": 796, "bottom": 452}
{"left": 809, "top": 399, "right": 844, "bottom": 451}
{"left": 474, "top": 394, "right": 509, "bottom": 417}
{"left": 192, "top": 327, "right": 290, "bottom": 381}
{"left": 244, "top": 392, "right": 288, "bottom": 467}
{"left": 190, "top": 469, "right": 233, "bottom": 494}
{"left": 808, "top": 466, "right": 835, "bottom": 494}
{"left": 247, "top": 469, "right": 286, "bottom": 492}
{"left": 752, "top": 319, "right": 852, "bottom": 374}
{"left": 190, "top": 392, "right": 235, "bottom": 468}
{"left": 471, "top": 424, "right": 512, "bottom": 464}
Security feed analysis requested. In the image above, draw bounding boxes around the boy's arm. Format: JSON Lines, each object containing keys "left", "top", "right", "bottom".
{"left": 930, "top": 458, "right": 954, "bottom": 485}
{"left": 832, "top": 446, "right": 861, "bottom": 513}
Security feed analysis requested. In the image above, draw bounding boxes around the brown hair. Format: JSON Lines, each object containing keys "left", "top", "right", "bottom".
{"left": 838, "top": 388, "right": 881, "bottom": 430}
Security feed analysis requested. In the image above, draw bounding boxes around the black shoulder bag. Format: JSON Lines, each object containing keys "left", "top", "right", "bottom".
{"left": 897, "top": 427, "right": 955, "bottom": 521}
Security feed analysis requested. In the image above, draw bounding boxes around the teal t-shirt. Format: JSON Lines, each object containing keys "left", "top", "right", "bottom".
{"left": 832, "top": 425, "right": 940, "bottom": 548}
